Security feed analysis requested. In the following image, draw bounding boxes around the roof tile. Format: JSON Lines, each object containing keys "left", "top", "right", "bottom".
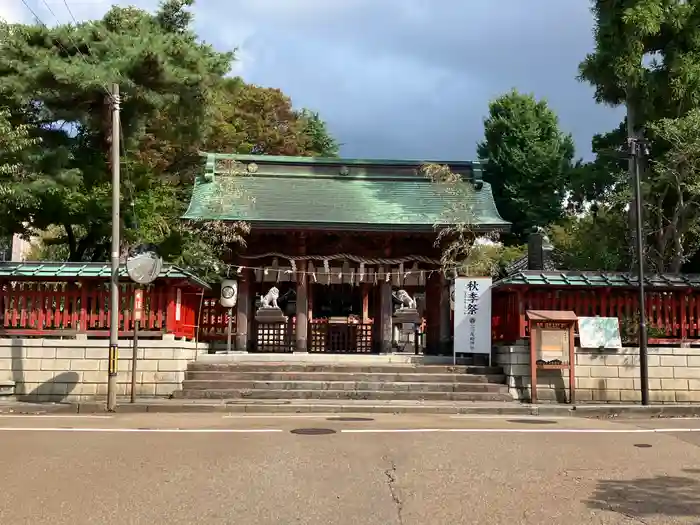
{"left": 182, "top": 153, "right": 509, "bottom": 230}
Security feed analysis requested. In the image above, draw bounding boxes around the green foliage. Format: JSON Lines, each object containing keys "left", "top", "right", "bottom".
{"left": 477, "top": 90, "right": 575, "bottom": 243}
{"left": 0, "top": 107, "right": 40, "bottom": 237}
{"left": 0, "top": 0, "right": 338, "bottom": 278}
{"left": 0, "top": 0, "right": 232, "bottom": 261}
{"left": 204, "top": 79, "right": 337, "bottom": 157}
{"left": 461, "top": 242, "right": 526, "bottom": 278}
{"left": 422, "top": 163, "right": 523, "bottom": 277}
{"left": 567, "top": 123, "right": 628, "bottom": 212}
{"left": 577, "top": 1, "right": 700, "bottom": 273}
{"left": 645, "top": 109, "right": 700, "bottom": 272}
{"left": 296, "top": 109, "right": 339, "bottom": 157}
{"left": 548, "top": 209, "right": 629, "bottom": 271}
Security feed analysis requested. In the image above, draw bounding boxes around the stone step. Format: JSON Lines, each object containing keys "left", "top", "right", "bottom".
{"left": 182, "top": 380, "right": 509, "bottom": 393}
{"left": 184, "top": 371, "right": 506, "bottom": 384}
{"left": 187, "top": 363, "right": 504, "bottom": 375}
{"left": 173, "top": 388, "right": 513, "bottom": 402}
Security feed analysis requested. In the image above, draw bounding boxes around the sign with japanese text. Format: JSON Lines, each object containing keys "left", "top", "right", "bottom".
{"left": 453, "top": 277, "right": 492, "bottom": 355}
{"left": 175, "top": 288, "right": 182, "bottom": 322}
{"left": 133, "top": 288, "right": 143, "bottom": 322}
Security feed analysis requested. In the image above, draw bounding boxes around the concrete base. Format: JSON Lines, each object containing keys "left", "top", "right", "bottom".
{"left": 195, "top": 353, "right": 477, "bottom": 365}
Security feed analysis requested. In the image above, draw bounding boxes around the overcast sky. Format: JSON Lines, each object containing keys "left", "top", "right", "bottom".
{"left": 2, "top": 0, "right": 623, "bottom": 160}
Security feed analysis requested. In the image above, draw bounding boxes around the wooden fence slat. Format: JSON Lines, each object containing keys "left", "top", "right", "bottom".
{"left": 493, "top": 286, "right": 700, "bottom": 345}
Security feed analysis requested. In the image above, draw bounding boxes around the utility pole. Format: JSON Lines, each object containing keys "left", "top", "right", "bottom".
{"left": 628, "top": 136, "right": 650, "bottom": 406}
{"left": 626, "top": 91, "right": 639, "bottom": 267}
{"left": 108, "top": 83, "right": 120, "bottom": 412}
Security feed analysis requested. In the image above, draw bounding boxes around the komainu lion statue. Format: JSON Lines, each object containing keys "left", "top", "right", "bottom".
{"left": 393, "top": 289, "right": 417, "bottom": 309}
{"left": 260, "top": 286, "right": 280, "bottom": 309}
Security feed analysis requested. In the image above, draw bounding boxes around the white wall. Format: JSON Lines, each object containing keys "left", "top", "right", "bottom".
{"left": 0, "top": 337, "right": 208, "bottom": 402}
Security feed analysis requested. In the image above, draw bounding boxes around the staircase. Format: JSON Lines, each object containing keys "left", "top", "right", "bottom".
{"left": 174, "top": 362, "right": 513, "bottom": 402}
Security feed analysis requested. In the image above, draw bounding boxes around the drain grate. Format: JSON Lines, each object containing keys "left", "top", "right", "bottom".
{"left": 326, "top": 417, "right": 374, "bottom": 422}
{"left": 506, "top": 419, "right": 558, "bottom": 425}
{"left": 290, "top": 428, "right": 337, "bottom": 435}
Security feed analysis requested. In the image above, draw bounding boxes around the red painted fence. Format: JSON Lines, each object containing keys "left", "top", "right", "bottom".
{"left": 0, "top": 280, "right": 202, "bottom": 340}
{"left": 197, "top": 296, "right": 235, "bottom": 341}
{"left": 492, "top": 287, "right": 700, "bottom": 344}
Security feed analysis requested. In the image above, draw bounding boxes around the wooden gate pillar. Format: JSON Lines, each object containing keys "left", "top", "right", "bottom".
{"left": 425, "top": 271, "right": 441, "bottom": 354}
{"left": 235, "top": 270, "right": 251, "bottom": 352}
{"left": 439, "top": 273, "right": 451, "bottom": 353}
{"left": 379, "top": 273, "right": 393, "bottom": 353}
{"left": 295, "top": 260, "right": 308, "bottom": 352}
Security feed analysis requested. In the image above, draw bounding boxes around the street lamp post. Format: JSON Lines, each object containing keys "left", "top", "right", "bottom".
{"left": 628, "top": 137, "right": 650, "bottom": 406}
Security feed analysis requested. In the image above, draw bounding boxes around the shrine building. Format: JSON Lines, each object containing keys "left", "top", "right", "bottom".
{"left": 183, "top": 153, "right": 509, "bottom": 355}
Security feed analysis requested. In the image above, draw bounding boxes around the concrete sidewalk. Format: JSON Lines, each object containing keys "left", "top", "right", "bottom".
{"left": 2, "top": 398, "right": 700, "bottom": 418}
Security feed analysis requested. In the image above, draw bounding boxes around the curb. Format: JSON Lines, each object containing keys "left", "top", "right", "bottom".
{"left": 2, "top": 402, "right": 700, "bottom": 418}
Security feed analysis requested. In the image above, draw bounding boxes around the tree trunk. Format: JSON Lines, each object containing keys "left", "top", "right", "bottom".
{"left": 64, "top": 224, "right": 77, "bottom": 261}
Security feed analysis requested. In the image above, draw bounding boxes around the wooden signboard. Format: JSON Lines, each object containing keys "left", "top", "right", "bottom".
{"left": 526, "top": 310, "right": 577, "bottom": 405}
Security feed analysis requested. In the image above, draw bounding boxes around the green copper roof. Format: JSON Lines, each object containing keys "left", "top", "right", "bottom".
{"left": 495, "top": 271, "right": 700, "bottom": 290}
{"left": 182, "top": 153, "right": 509, "bottom": 231}
{"left": 0, "top": 262, "right": 210, "bottom": 289}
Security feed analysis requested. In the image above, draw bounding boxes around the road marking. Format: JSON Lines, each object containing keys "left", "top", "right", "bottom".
{"left": 0, "top": 427, "right": 283, "bottom": 433}
{"left": 340, "top": 428, "right": 700, "bottom": 434}
{"left": 223, "top": 414, "right": 331, "bottom": 419}
{"left": 449, "top": 415, "right": 575, "bottom": 420}
{"left": 0, "top": 415, "right": 114, "bottom": 419}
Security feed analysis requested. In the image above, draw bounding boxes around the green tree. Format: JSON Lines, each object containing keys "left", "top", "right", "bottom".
{"left": 0, "top": 108, "right": 40, "bottom": 238}
{"left": 204, "top": 78, "right": 337, "bottom": 157}
{"left": 645, "top": 109, "right": 700, "bottom": 272}
{"left": 296, "top": 109, "right": 339, "bottom": 157}
{"left": 549, "top": 208, "right": 629, "bottom": 272}
{"left": 477, "top": 90, "right": 575, "bottom": 244}
{"left": 578, "top": 1, "right": 700, "bottom": 272}
{"left": 0, "top": 0, "right": 232, "bottom": 261}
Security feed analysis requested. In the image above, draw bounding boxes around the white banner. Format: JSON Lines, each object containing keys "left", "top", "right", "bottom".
{"left": 453, "top": 277, "right": 492, "bottom": 356}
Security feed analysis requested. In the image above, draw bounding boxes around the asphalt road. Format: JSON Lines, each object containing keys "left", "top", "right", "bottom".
{"left": 0, "top": 413, "right": 699, "bottom": 525}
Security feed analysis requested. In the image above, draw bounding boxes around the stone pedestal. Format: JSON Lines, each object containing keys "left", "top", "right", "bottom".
{"left": 393, "top": 308, "right": 421, "bottom": 354}
{"left": 255, "top": 307, "right": 287, "bottom": 323}
{"left": 393, "top": 308, "right": 421, "bottom": 325}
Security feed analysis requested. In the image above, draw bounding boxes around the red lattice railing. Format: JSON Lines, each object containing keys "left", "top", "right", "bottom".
{"left": 493, "top": 287, "right": 700, "bottom": 344}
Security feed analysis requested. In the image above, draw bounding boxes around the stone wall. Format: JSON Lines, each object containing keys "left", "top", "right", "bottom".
{"left": 494, "top": 342, "right": 700, "bottom": 403}
{"left": 0, "top": 337, "right": 208, "bottom": 402}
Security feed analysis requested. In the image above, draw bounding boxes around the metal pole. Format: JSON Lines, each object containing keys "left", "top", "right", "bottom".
{"left": 631, "top": 138, "right": 650, "bottom": 405}
{"left": 227, "top": 307, "right": 233, "bottom": 353}
{"left": 130, "top": 319, "right": 139, "bottom": 403}
{"left": 107, "top": 83, "right": 120, "bottom": 411}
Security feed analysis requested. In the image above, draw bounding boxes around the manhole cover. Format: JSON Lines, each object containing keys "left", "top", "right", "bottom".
{"left": 290, "top": 428, "right": 337, "bottom": 435}
{"left": 326, "top": 417, "right": 374, "bottom": 422}
{"left": 506, "top": 419, "right": 558, "bottom": 425}
{"left": 634, "top": 443, "right": 653, "bottom": 448}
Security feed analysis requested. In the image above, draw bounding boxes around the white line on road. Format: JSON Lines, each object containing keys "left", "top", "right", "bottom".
{"left": 449, "top": 415, "right": 575, "bottom": 420}
{"left": 341, "top": 428, "right": 700, "bottom": 434}
{"left": 223, "top": 414, "right": 331, "bottom": 419}
{"left": 0, "top": 427, "right": 283, "bottom": 433}
{"left": 0, "top": 415, "right": 114, "bottom": 419}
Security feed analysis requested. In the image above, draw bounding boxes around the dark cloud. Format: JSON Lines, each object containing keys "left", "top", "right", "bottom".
{"left": 14, "top": 0, "right": 623, "bottom": 159}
